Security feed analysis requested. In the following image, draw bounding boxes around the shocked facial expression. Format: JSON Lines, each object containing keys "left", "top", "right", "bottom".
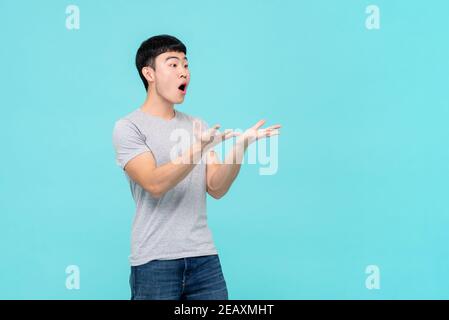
{"left": 144, "top": 51, "right": 190, "bottom": 104}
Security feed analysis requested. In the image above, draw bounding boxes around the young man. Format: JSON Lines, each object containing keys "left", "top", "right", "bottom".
{"left": 112, "top": 35, "right": 280, "bottom": 300}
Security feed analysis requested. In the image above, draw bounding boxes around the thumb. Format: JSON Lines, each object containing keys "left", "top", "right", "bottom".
{"left": 252, "top": 119, "right": 266, "bottom": 130}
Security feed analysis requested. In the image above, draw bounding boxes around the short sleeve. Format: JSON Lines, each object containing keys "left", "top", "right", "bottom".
{"left": 112, "top": 119, "right": 151, "bottom": 170}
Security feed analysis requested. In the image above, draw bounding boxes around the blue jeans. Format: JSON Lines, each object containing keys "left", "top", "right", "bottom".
{"left": 130, "top": 254, "right": 229, "bottom": 300}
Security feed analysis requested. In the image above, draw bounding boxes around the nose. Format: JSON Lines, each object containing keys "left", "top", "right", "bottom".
{"left": 180, "top": 67, "right": 189, "bottom": 79}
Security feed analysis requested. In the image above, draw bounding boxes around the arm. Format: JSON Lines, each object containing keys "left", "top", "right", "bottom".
{"left": 124, "top": 142, "right": 203, "bottom": 198}
{"left": 206, "top": 144, "right": 246, "bottom": 199}
{"left": 206, "top": 119, "right": 281, "bottom": 199}
{"left": 124, "top": 122, "right": 239, "bottom": 199}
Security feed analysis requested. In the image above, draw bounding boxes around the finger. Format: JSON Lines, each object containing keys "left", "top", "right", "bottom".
{"left": 224, "top": 131, "right": 241, "bottom": 139}
{"left": 259, "top": 128, "right": 279, "bottom": 137}
{"left": 206, "top": 124, "right": 221, "bottom": 137}
{"left": 265, "top": 124, "right": 282, "bottom": 130}
{"left": 209, "top": 123, "right": 220, "bottom": 132}
{"left": 251, "top": 119, "right": 266, "bottom": 130}
{"left": 219, "top": 129, "right": 233, "bottom": 140}
{"left": 218, "top": 129, "right": 237, "bottom": 142}
{"left": 206, "top": 131, "right": 224, "bottom": 145}
{"left": 258, "top": 128, "right": 272, "bottom": 134}
{"left": 264, "top": 127, "right": 281, "bottom": 133}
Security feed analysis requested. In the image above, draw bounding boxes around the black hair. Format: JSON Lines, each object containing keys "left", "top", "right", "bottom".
{"left": 135, "top": 34, "right": 187, "bottom": 91}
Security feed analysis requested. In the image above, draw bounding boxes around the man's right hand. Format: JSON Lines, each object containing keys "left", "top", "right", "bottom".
{"left": 193, "top": 121, "right": 241, "bottom": 154}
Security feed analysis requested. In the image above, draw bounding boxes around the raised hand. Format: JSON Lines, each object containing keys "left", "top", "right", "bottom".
{"left": 193, "top": 121, "right": 241, "bottom": 153}
{"left": 236, "top": 119, "right": 281, "bottom": 147}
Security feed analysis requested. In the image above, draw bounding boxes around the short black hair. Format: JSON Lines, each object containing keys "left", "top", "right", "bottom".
{"left": 135, "top": 34, "right": 187, "bottom": 91}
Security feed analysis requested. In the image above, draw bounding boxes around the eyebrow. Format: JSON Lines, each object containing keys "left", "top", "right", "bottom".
{"left": 165, "top": 56, "right": 188, "bottom": 62}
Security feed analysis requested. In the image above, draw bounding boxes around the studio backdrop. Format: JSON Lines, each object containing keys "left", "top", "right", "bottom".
{"left": 1, "top": 0, "right": 448, "bottom": 299}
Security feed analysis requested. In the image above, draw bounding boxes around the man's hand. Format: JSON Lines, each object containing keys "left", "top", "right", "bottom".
{"left": 206, "top": 119, "right": 281, "bottom": 199}
{"left": 236, "top": 119, "right": 281, "bottom": 149}
{"left": 193, "top": 121, "right": 240, "bottom": 153}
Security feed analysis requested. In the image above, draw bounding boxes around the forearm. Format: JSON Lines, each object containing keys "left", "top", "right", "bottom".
{"left": 148, "top": 142, "right": 203, "bottom": 197}
{"left": 208, "top": 141, "right": 248, "bottom": 195}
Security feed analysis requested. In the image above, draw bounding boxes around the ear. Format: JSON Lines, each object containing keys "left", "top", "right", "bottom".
{"left": 141, "top": 66, "right": 155, "bottom": 85}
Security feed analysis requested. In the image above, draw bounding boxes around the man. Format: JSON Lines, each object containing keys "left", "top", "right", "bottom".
{"left": 112, "top": 34, "right": 280, "bottom": 300}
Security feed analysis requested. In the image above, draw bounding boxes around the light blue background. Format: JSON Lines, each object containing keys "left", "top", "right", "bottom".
{"left": 1, "top": 0, "right": 448, "bottom": 299}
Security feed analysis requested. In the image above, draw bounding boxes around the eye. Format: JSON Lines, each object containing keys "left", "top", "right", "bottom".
{"left": 185, "top": 64, "right": 189, "bottom": 68}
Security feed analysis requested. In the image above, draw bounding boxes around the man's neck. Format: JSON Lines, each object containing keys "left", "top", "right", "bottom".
{"left": 140, "top": 91, "right": 175, "bottom": 120}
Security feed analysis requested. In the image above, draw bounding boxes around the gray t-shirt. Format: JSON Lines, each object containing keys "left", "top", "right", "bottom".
{"left": 112, "top": 108, "right": 218, "bottom": 266}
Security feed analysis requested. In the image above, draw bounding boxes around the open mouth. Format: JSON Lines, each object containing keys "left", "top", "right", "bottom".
{"left": 178, "top": 83, "right": 187, "bottom": 93}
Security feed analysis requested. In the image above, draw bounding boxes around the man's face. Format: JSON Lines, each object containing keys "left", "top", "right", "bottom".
{"left": 149, "top": 51, "right": 190, "bottom": 104}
